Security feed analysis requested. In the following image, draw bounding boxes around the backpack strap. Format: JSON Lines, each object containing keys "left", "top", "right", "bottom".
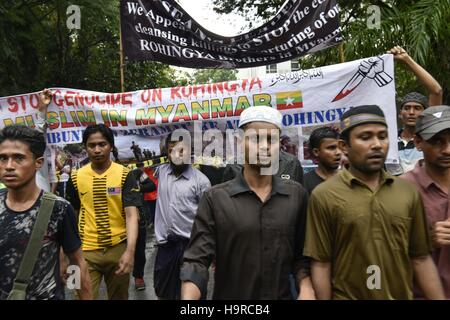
{"left": 7, "top": 192, "right": 58, "bottom": 300}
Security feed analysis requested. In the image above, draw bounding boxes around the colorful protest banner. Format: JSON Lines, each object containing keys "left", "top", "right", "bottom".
{"left": 120, "top": 0, "right": 342, "bottom": 68}
{"left": 0, "top": 54, "right": 398, "bottom": 170}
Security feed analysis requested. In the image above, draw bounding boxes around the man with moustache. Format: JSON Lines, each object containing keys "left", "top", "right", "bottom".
{"left": 153, "top": 131, "right": 210, "bottom": 300}
{"left": 402, "top": 105, "right": 450, "bottom": 299}
{"left": 180, "top": 106, "right": 314, "bottom": 300}
{"left": 303, "top": 127, "right": 342, "bottom": 194}
{"left": 304, "top": 105, "right": 444, "bottom": 300}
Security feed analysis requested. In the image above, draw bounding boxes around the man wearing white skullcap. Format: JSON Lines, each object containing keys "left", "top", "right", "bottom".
{"left": 222, "top": 106, "right": 304, "bottom": 185}
{"left": 180, "top": 106, "right": 314, "bottom": 300}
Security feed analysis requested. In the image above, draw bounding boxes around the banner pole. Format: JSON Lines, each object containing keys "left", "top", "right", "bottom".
{"left": 339, "top": 43, "right": 345, "bottom": 63}
{"left": 119, "top": 9, "right": 125, "bottom": 93}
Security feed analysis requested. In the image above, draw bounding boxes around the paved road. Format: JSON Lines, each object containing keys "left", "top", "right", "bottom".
{"left": 67, "top": 225, "right": 214, "bottom": 300}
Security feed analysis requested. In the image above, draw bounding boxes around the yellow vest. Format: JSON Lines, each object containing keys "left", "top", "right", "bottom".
{"left": 71, "top": 162, "right": 129, "bottom": 251}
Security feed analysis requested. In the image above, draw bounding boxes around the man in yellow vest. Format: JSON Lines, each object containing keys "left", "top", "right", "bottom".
{"left": 66, "top": 124, "right": 140, "bottom": 300}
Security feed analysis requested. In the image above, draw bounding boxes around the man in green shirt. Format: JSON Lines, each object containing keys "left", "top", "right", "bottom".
{"left": 304, "top": 104, "right": 444, "bottom": 300}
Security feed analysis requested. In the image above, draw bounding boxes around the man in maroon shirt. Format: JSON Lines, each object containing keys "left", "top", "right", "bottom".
{"left": 402, "top": 105, "right": 450, "bottom": 299}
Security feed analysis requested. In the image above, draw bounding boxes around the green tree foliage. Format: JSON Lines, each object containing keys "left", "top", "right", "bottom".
{"left": 191, "top": 69, "right": 238, "bottom": 84}
{"left": 0, "top": 0, "right": 179, "bottom": 96}
{"left": 212, "top": 0, "right": 450, "bottom": 103}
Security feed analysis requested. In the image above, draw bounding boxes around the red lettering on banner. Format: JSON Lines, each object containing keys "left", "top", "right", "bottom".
{"left": 96, "top": 95, "right": 106, "bottom": 105}
{"left": 6, "top": 94, "right": 41, "bottom": 113}
{"left": 54, "top": 90, "right": 64, "bottom": 107}
{"left": 121, "top": 93, "right": 133, "bottom": 106}
{"left": 7, "top": 97, "right": 19, "bottom": 113}
{"left": 193, "top": 85, "right": 206, "bottom": 97}
{"left": 29, "top": 94, "right": 39, "bottom": 109}
{"left": 181, "top": 86, "right": 192, "bottom": 98}
{"left": 241, "top": 79, "right": 249, "bottom": 91}
{"left": 65, "top": 91, "right": 76, "bottom": 107}
{"left": 224, "top": 82, "right": 238, "bottom": 93}
{"left": 171, "top": 87, "right": 181, "bottom": 99}
{"left": 249, "top": 77, "right": 263, "bottom": 91}
{"left": 85, "top": 95, "right": 96, "bottom": 106}
{"left": 141, "top": 89, "right": 162, "bottom": 103}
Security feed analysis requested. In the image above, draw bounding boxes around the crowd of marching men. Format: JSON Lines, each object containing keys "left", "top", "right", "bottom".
{"left": 0, "top": 46, "right": 449, "bottom": 300}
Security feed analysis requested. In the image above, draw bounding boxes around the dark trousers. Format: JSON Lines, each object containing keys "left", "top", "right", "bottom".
{"left": 133, "top": 225, "right": 147, "bottom": 279}
{"left": 153, "top": 235, "right": 189, "bottom": 300}
{"left": 145, "top": 200, "right": 156, "bottom": 225}
{"left": 132, "top": 200, "right": 156, "bottom": 279}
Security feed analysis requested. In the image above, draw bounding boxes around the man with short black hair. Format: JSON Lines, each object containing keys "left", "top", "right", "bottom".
{"left": 304, "top": 127, "right": 342, "bottom": 194}
{"left": 305, "top": 105, "right": 444, "bottom": 300}
{"left": 386, "top": 46, "right": 443, "bottom": 175}
{"left": 402, "top": 105, "right": 450, "bottom": 299}
{"left": 0, "top": 125, "right": 91, "bottom": 300}
{"left": 66, "top": 124, "right": 140, "bottom": 300}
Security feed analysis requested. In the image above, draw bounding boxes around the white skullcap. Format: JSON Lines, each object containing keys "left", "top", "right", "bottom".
{"left": 238, "top": 106, "right": 283, "bottom": 129}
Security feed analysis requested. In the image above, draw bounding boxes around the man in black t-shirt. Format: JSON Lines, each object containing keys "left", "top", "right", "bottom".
{"left": 0, "top": 125, "right": 92, "bottom": 300}
{"left": 304, "top": 127, "right": 342, "bottom": 194}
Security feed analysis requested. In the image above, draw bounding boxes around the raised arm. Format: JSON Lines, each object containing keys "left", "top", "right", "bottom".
{"left": 36, "top": 89, "right": 53, "bottom": 133}
{"left": 389, "top": 46, "right": 443, "bottom": 106}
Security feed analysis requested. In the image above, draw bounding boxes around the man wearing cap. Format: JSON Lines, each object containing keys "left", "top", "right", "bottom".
{"left": 386, "top": 46, "right": 443, "bottom": 175}
{"left": 180, "top": 106, "right": 314, "bottom": 300}
{"left": 304, "top": 104, "right": 444, "bottom": 300}
{"left": 402, "top": 105, "right": 450, "bottom": 299}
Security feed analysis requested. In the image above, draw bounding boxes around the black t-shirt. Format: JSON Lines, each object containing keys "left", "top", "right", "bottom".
{"left": 303, "top": 169, "right": 325, "bottom": 194}
{"left": 199, "top": 165, "right": 225, "bottom": 186}
{"left": 0, "top": 190, "right": 81, "bottom": 300}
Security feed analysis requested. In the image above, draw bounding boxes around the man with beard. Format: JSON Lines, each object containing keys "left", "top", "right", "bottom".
{"left": 304, "top": 127, "right": 342, "bottom": 194}
{"left": 402, "top": 105, "right": 450, "bottom": 299}
{"left": 153, "top": 132, "right": 210, "bottom": 299}
{"left": 304, "top": 105, "right": 444, "bottom": 300}
{"left": 180, "top": 106, "right": 314, "bottom": 300}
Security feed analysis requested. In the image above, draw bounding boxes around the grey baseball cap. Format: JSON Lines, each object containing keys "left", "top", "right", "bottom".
{"left": 415, "top": 105, "right": 450, "bottom": 140}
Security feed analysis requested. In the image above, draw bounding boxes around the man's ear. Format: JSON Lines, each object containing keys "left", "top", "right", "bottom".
{"left": 35, "top": 157, "right": 44, "bottom": 170}
{"left": 338, "top": 139, "right": 348, "bottom": 156}
{"left": 414, "top": 135, "right": 423, "bottom": 151}
{"left": 312, "top": 147, "right": 320, "bottom": 158}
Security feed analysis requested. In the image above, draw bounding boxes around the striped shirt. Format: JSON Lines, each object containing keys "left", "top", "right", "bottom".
{"left": 66, "top": 162, "right": 141, "bottom": 250}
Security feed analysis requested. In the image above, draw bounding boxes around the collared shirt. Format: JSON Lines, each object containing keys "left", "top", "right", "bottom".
{"left": 154, "top": 164, "right": 210, "bottom": 244}
{"left": 304, "top": 169, "right": 432, "bottom": 300}
{"left": 402, "top": 161, "right": 450, "bottom": 299}
{"left": 180, "top": 170, "right": 310, "bottom": 300}
{"left": 387, "top": 130, "right": 423, "bottom": 175}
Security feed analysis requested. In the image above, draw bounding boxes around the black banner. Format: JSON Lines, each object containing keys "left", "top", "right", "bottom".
{"left": 120, "top": 0, "right": 342, "bottom": 69}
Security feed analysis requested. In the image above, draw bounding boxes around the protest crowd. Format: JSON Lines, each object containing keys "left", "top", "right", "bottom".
{"left": 0, "top": 0, "right": 449, "bottom": 302}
